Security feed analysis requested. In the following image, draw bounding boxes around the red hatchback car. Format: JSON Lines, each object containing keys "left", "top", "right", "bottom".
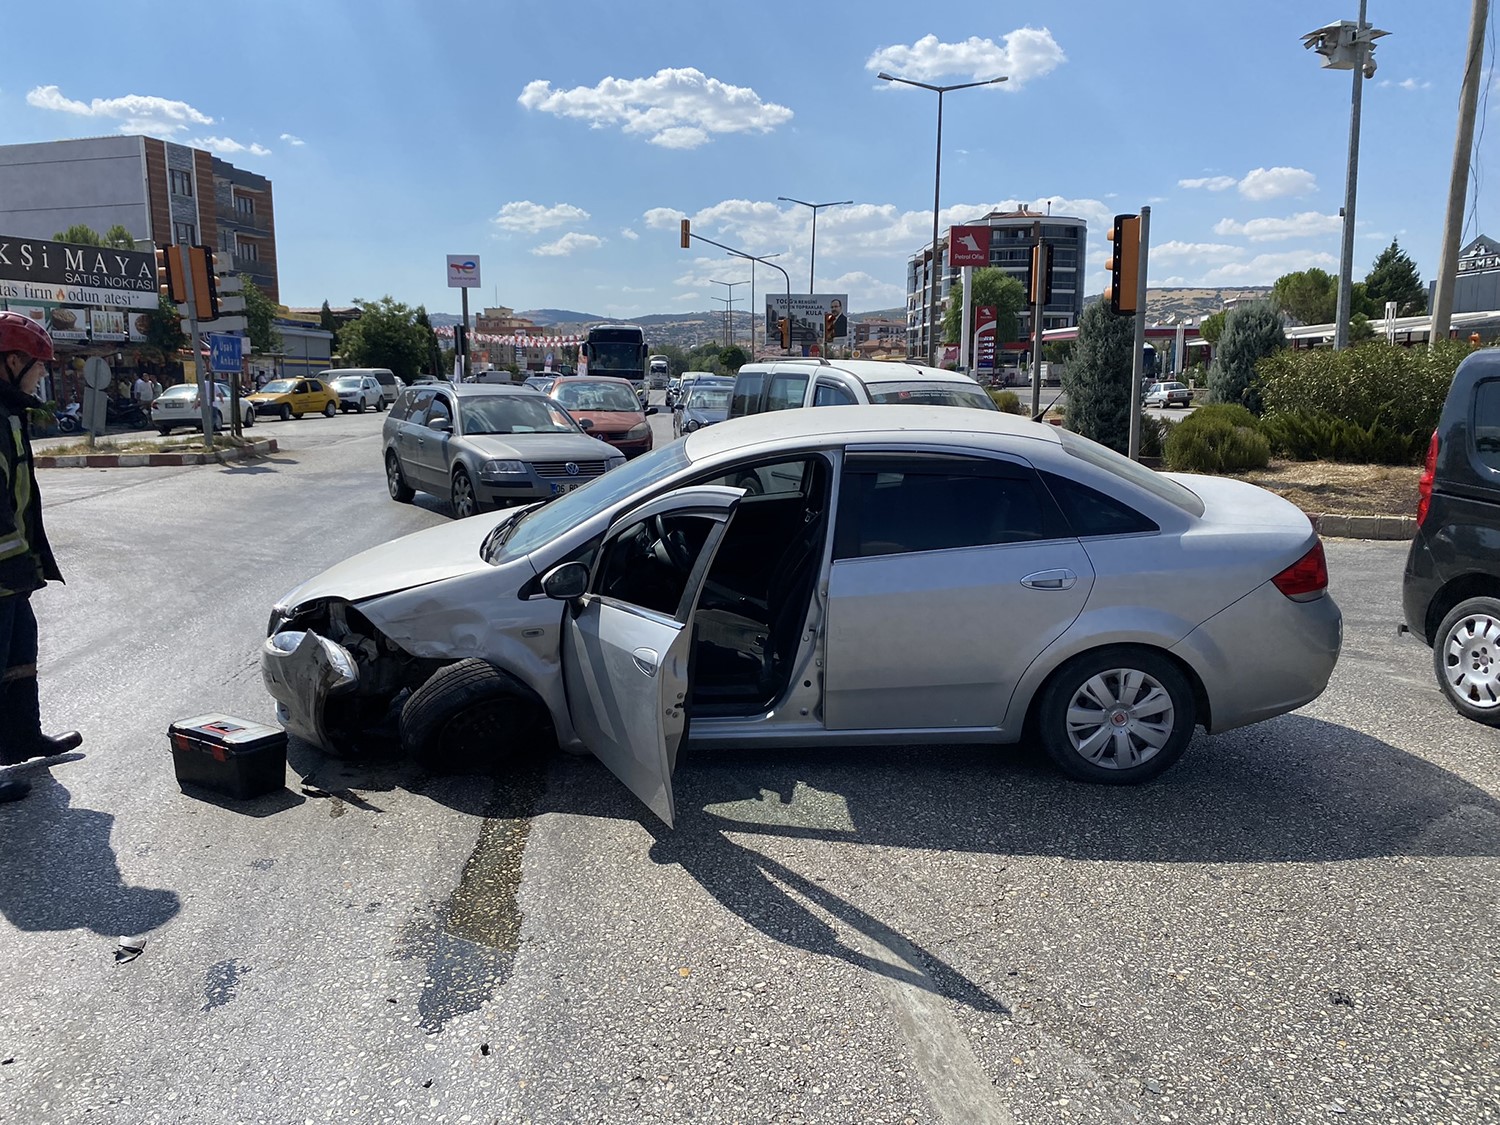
{"left": 549, "top": 376, "right": 658, "bottom": 458}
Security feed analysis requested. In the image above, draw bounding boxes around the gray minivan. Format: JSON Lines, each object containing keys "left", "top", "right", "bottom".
{"left": 321, "top": 367, "right": 401, "bottom": 409}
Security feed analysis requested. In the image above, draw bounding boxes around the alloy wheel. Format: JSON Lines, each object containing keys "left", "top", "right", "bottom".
{"left": 451, "top": 471, "right": 476, "bottom": 518}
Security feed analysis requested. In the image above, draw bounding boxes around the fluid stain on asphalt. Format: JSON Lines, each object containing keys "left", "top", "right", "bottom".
{"left": 394, "top": 763, "right": 542, "bottom": 1032}
{"left": 202, "top": 959, "right": 249, "bottom": 1012}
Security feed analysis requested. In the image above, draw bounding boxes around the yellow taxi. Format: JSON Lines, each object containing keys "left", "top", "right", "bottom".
{"left": 247, "top": 376, "right": 340, "bottom": 420}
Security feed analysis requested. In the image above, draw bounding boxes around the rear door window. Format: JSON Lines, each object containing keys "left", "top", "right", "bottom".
{"left": 730, "top": 371, "right": 766, "bottom": 417}
{"left": 813, "top": 380, "right": 857, "bottom": 407}
{"left": 1473, "top": 379, "right": 1500, "bottom": 468}
{"left": 766, "top": 371, "right": 810, "bottom": 412}
{"left": 1040, "top": 472, "right": 1158, "bottom": 537}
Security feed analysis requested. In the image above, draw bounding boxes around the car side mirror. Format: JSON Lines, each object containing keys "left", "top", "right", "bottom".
{"left": 645, "top": 406, "right": 659, "bottom": 416}
{"left": 672, "top": 403, "right": 683, "bottom": 411}
{"left": 577, "top": 417, "right": 594, "bottom": 430}
{"left": 541, "top": 561, "right": 590, "bottom": 601}
{"left": 430, "top": 417, "right": 452, "bottom": 433}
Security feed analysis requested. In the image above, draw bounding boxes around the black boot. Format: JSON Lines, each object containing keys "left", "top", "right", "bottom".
{"left": 0, "top": 675, "right": 82, "bottom": 765}
{"left": 0, "top": 779, "right": 30, "bottom": 803}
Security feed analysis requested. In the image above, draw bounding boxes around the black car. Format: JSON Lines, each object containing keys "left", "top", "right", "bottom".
{"left": 1402, "top": 348, "right": 1500, "bottom": 723}
{"left": 671, "top": 377, "right": 734, "bottom": 437}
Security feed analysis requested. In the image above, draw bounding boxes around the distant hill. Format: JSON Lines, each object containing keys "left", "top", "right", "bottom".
{"left": 1081, "top": 287, "right": 1273, "bottom": 323}
{"left": 519, "top": 308, "right": 606, "bottom": 326}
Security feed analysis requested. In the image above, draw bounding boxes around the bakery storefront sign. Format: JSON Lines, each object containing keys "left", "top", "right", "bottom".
{"left": 0, "top": 234, "right": 159, "bottom": 309}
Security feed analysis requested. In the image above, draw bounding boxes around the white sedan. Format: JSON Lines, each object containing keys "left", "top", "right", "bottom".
{"left": 152, "top": 382, "right": 255, "bottom": 434}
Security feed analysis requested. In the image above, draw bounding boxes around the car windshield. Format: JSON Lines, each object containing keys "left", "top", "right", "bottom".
{"left": 551, "top": 381, "right": 641, "bottom": 412}
{"left": 686, "top": 388, "right": 732, "bottom": 412}
{"left": 1057, "top": 427, "right": 1206, "bottom": 515}
{"left": 261, "top": 380, "right": 295, "bottom": 394}
{"left": 332, "top": 377, "right": 363, "bottom": 389}
{"left": 587, "top": 342, "right": 642, "bottom": 373}
{"left": 865, "top": 382, "right": 998, "bottom": 410}
{"left": 484, "top": 442, "right": 692, "bottom": 564}
{"left": 460, "top": 395, "right": 577, "bottom": 435}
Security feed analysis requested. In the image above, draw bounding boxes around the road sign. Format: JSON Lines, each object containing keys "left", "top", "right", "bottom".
{"left": 185, "top": 316, "right": 248, "bottom": 334}
{"left": 447, "top": 255, "right": 481, "bottom": 288}
{"left": 216, "top": 295, "right": 247, "bottom": 314}
{"left": 949, "top": 225, "right": 992, "bottom": 267}
{"left": 208, "top": 333, "right": 244, "bottom": 373}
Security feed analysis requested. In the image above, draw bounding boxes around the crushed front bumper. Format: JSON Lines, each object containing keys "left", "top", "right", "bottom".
{"left": 260, "top": 630, "right": 359, "bottom": 750}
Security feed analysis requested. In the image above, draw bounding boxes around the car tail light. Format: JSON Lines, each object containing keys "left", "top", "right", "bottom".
{"left": 1416, "top": 429, "right": 1439, "bottom": 526}
{"left": 1272, "top": 541, "right": 1329, "bottom": 602}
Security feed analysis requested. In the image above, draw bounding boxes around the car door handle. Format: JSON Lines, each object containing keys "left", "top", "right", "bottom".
{"left": 1020, "top": 569, "right": 1077, "bottom": 590}
{"left": 632, "top": 647, "right": 659, "bottom": 677}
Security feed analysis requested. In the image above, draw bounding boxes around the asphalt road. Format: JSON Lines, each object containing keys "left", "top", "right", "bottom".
{"left": 0, "top": 400, "right": 1496, "bottom": 1124}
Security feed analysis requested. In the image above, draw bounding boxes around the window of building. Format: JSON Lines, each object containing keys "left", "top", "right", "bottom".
{"left": 170, "top": 169, "right": 193, "bottom": 197}
{"left": 174, "top": 222, "right": 196, "bottom": 245}
{"left": 236, "top": 238, "right": 259, "bottom": 262}
{"left": 234, "top": 193, "right": 256, "bottom": 216}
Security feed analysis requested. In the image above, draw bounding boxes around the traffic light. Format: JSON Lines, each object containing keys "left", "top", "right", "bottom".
{"left": 778, "top": 317, "right": 790, "bottom": 348}
{"left": 1029, "top": 242, "right": 1055, "bottom": 306}
{"left": 188, "top": 246, "right": 220, "bottom": 321}
{"left": 680, "top": 218, "right": 691, "bottom": 249}
{"left": 1104, "top": 214, "right": 1141, "bottom": 316}
{"left": 156, "top": 244, "right": 188, "bottom": 304}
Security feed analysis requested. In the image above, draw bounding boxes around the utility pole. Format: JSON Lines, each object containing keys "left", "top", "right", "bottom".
{"left": 178, "top": 241, "right": 212, "bottom": 451}
{"left": 1431, "top": 0, "right": 1490, "bottom": 342}
{"left": 1127, "top": 207, "right": 1152, "bottom": 461}
{"left": 1029, "top": 220, "right": 1045, "bottom": 419}
{"left": 1332, "top": 0, "right": 1369, "bottom": 350}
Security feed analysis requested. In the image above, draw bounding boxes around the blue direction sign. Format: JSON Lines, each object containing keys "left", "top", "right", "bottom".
{"left": 208, "top": 333, "right": 244, "bottom": 374}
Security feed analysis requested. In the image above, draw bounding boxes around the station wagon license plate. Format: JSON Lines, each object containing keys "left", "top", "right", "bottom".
{"left": 552, "top": 480, "right": 583, "bottom": 495}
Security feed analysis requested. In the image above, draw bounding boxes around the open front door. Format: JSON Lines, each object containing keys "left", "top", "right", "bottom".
{"left": 561, "top": 486, "right": 743, "bottom": 827}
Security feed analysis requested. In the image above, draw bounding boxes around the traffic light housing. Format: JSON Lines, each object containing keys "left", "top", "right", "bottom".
{"left": 1104, "top": 214, "right": 1140, "bottom": 316}
{"left": 1029, "top": 242, "right": 1054, "bottom": 306}
{"left": 778, "top": 317, "right": 790, "bottom": 348}
{"left": 156, "top": 244, "right": 188, "bottom": 304}
{"left": 188, "top": 245, "right": 220, "bottom": 321}
{"left": 680, "top": 219, "right": 691, "bottom": 249}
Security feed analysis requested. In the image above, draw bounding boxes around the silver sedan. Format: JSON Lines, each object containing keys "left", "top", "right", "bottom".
{"left": 264, "top": 406, "right": 1342, "bottom": 827}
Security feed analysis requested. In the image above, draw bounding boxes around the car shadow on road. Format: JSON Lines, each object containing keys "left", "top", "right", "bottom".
{"left": 0, "top": 769, "right": 181, "bottom": 936}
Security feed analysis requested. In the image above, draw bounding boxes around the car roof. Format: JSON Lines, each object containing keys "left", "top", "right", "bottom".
{"left": 409, "top": 382, "right": 534, "bottom": 397}
{"left": 741, "top": 358, "right": 982, "bottom": 387}
{"left": 683, "top": 403, "right": 1062, "bottom": 460}
{"left": 553, "top": 376, "right": 635, "bottom": 387}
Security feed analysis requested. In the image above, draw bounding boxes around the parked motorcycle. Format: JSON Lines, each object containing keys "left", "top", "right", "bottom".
{"left": 105, "top": 397, "right": 148, "bottom": 429}
{"left": 55, "top": 402, "right": 83, "bottom": 434}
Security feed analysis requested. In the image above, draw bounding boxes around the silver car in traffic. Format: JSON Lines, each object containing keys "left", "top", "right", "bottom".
{"left": 266, "top": 406, "right": 1341, "bottom": 827}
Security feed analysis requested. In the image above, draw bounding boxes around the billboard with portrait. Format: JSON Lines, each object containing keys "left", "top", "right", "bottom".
{"left": 765, "top": 293, "right": 850, "bottom": 349}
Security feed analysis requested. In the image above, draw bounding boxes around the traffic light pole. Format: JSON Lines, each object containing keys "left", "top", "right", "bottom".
{"left": 178, "top": 241, "right": 213, "bottom": 452}
{"left": 1029, "top": 220, "right": 1045, "bottom": 419}
{"left": 683, "top": 229, "right": 792, "bottom": 354}
{"left": 1127, "top": 206, "right": 1151, "bottom": 461}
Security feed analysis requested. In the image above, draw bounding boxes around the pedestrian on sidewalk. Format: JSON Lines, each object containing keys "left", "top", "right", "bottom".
{"left": 0, "top": 311, "right": 83, "bottom": 804}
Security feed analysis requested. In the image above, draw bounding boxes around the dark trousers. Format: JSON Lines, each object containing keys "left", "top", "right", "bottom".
{"left": 0, "top": 594, "right": 42, "bottom": 759}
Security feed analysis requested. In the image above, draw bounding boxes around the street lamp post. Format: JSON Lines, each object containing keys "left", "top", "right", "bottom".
{"left": 777, "top": 197, "right": 853, "bottom": 293}
{"left": 1302, "top": 4, "right": 1388, "bottom": 350}
{"left": 878, "top": 70, "right": 1006, "bottom": 366}
{"left": 710, "top": 279, "right": 743, "bottom": 348}
{"left": 734, "top": 251, "right": 781, "bottom": 357}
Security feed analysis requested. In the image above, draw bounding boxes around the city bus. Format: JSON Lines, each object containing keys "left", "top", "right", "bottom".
{"left": 584, "top": 323, "right": 648, "bottom": 402}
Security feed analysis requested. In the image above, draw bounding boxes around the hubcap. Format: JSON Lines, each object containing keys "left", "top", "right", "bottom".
{"left": 453, "top": 474, "right": 474, "bottom": 518}
{"left": 1442, "top": 612, "right": 1500, "bottom": 709}
{"left": 387, "top": 458, "right": 402, "bottom": 496}
{"left": 1065, "top": 668, "right": 1175, "bottom": 770}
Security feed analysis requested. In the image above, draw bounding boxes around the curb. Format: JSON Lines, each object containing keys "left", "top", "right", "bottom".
{"left": 1307, "top": 512, "right": 1415, "bottom": 541}
{"left": 36, "top": 438, "right": 278, "bottom": 469}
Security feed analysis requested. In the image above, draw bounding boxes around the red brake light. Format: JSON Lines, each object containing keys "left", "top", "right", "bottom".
{"left": 1272, "top": 540, "right": 1329, "bottom": 601}
{"left": 1416, "top": 430, "right": 1439, "bottom": 526}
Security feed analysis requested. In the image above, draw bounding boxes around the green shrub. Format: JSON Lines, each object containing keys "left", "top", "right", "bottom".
{"left": 1185, "top": 402, "right": 1260, "bottom": 431}
{"left": 1164, "top": 411, "right": 1271, "bottom": 473}
{"left": 988, "top": 389, "right": 1023, "bottom": 414}
{"left": 1207, "top": 300, "right": 1285, "bottom": 413}
{"left": 1138, "top": 413, "right": 1168, "bottom": 459}
{"left": 1259, "top": 409, "right": 1430, "bottom": 464}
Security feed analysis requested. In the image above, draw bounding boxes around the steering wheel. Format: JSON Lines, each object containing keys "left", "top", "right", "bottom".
{"left": 654, "top": 515, "right": 695, "bottom": 572}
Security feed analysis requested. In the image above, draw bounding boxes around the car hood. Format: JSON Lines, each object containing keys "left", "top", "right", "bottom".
{"left": 460, "top": 432, "right": 618, "bottom": 460}
{"left": 275, "top": 509, "right": 518, "bottom": 611}
{"left": 568, "top": 409, "right": 644, "bottom": 431}
{"left": 248, "top": 391, "right": 292, "bottom": 403}
{"left": 682, "top": 404, "right": 729, "bottom": 426}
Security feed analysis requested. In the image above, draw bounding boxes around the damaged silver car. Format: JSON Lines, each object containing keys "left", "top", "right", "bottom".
{"left": 263, "top": 405, "right": 1342, "bottom": 827}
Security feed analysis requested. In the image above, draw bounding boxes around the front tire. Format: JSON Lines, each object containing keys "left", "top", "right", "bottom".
{"left": 450, "top": 467, "right": 482, "bottom": 518}
{"left": 1037, "top": 647, "right": 1196, "bottom": 783}
{"left": 400, "top": 659, "right": 545, "bottom": 773}
{"left": 323, "top": 401, "right": 337, "bottom": 418}
{"left": 1433, "top": 597, "right": 1500, "bottom": 724}
{"left": 386, "top": 452, "right": 415, "bottom": 502}
{"left": 157, "top": 425, "right": 172, "bottom": 436}
{"left": 243, "top": 408, "right": 254, "bottom": 428}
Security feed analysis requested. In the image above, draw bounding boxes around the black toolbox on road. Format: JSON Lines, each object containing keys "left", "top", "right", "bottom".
{"left": 170, "top": 714, "right": 287, "bottom": 800}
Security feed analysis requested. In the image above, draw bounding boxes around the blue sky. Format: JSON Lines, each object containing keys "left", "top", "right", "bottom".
{"left": 1, "top": 1, "right": 1491, "bottom": 318}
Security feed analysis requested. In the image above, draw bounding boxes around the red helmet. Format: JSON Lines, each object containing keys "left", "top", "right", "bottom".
{"left": 0, "top": 310, "right": 55, "bottom": 363}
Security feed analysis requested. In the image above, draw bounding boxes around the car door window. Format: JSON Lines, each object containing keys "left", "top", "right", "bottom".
{"left": 812, "top": 380, "right": 856, "bottom": 407}
{"left": 1474, "top": 380, "right": 1500, "bottom": 466}
{"left": 834, "top": 455, "right": 1068, "bottom": 559}
{"left": 730, "top": 371, "right": 766, "bottom": 418}
{"left": 695, "top": 456, "right": 808, "bottom": 498}
{"left": 405, "top": 389, "right": 436, "bottom": 427}
{"left": 1040, "top": 472, "right": 1158, "bottom": 536}
{"left": 766, "top": 371, "right": 810, "bottom": 412}
{"left": 427, "top": 395, "right": 453, "bottom": 428}
{"left": 595, "top": 513, "right": 721, "bottom": 619}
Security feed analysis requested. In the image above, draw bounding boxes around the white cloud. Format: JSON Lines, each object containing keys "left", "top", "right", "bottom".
{"left": 531, "top": 232, "right": 604, "bottom": 256}
{"left": 1213, "top": 211, "right": 1342, "bottom": 241}
{"left": 279, "top": 133, "right": 305, "bottom": 146}
{"left": 1381, "top": 77, "right": 1431, "bottom": 91}
{"left": 643, "top": 207, "right": 686, "bottom": 229}
{"left": 1152, "top": 241, "right": 1244, "bottom": 262}
{"left": 1179, "top": 175, "right": 1237, "bottom": 191}
{"left": 619, "top": 228, "right": 640, "bottom": 241}
{"left": 1238, "top": 166, "right": 1317, "bottom": 201}
{"left": 518, "top": 68, "right": 791, "bottom": 149}
{"left": 26, "top": 85, "right": 213, "bottom": 136}
{"left": 189, "top": 136, "right": 270, "bottom": 158}
{"left": 822, "top": 271, "right": 906, "bottom": 308}
{"left": 493, "top": 201, "right": 591, "bottom": 233}
{"left": 866, "top": 29, "right": 1065, "bottom": 90}
{"left": 1202, "top": 250, "right": 1338, "bottom": 285}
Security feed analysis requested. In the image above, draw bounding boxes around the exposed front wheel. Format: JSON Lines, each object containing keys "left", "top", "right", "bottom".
{"left": 1037, "top": 647, "right": 1195, "bottom": 783}
{"left": 243, "top": 408, "right": 254, "bottom": 428}
{"left": 157, "top": 425, "right": 172, "bottom": 436}
{"left": 386, "top": 452, "right": 415, "bottom": 502}
{"left": 323, "top": 401, "right": 337, "bottom": 418}
{"left": 1433, "top": 597, "right": 1500, "bottom": 725}
{"left": 400, "top": 659, "right": 546, "bottom": 773}
{"left": 450, "top": 467, "right": 482, "bottom": 519}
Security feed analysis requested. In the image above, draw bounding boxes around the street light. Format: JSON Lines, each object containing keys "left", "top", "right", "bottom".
{"left": 878, "top": 70, "right": 1007, "bottom": 365}
{"left": 710, "top": 279, "right": 744, "bottom": 348}
{"left": 731, "top": 250, "right": 780, "bottom": 356}
{"left": 1302, "top": 3, "right": 1388, "bottom": 350}
{"left": 777, "top": 197, "right": 853, "bottom": 292}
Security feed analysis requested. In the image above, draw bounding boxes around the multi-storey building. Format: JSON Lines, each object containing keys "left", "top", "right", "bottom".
{"left": 905, "top": 209, "right": 1087, "bottom": 358}
{"left": 0, "top": 135, "right": 279, "bottom": 301}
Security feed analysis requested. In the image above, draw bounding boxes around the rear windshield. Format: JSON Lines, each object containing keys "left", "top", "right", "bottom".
{"left": 865, "top": 382, "right": 998, "bottom": 411}
{"left": 551, "top": 381, "right": 640, "bottom": 412}
{"left": 1057, "top": 428, "right": 1205, "bottom": 515}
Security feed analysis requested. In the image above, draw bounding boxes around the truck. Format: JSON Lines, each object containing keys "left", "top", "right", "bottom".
{"left": 648, "top": 354, "right": 670, "bottom": 389}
